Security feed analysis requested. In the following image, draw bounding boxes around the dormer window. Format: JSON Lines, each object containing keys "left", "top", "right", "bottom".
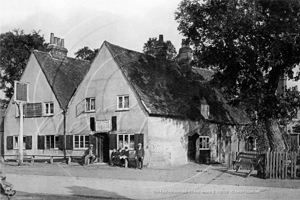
{"left": 201, "top": 104, "right": 210, "bottom": 119}
{"left": 117, "top": 95, "right": 129, "bottom": 110}
{"left": 85, "top": 98, "right": 95, "bottom": 112}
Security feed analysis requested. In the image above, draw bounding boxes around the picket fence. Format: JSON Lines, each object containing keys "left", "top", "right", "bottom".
{"left": 265, "top": 151, "right": 299, "bottom": 179}
{"left": 229, "top": 151, "right": 299, "bottom": 179}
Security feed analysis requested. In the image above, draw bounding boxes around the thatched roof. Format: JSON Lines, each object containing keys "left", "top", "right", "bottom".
{"left": 105, "top": 41, "right": 250, "bottom": 125}
{"left": 33, "top": 51, "right": 91, "bottom": 109}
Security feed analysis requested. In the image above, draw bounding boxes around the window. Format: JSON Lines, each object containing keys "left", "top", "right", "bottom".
{"left": 199, "top": 136, "right": 209, "bottom": 150}
{"left": 117, "top": 95, "right": 129, "bottom": 110}
{"left": 201, "top": 104, "right": 210, "bottom": 119}
{"left": 44, "top": 102, "right": 54, "bottom": 116}
{"left": 117, "top": 134, "right": 134, "bottom": 149}
{"left": 74, "top": 135, "right": 89, "bottom": 149}
{"left": 46, "top": 135, "right": 59, "bottom": 149}
{"left": 85, "top": 98, "right": 95, "bottom": 112}
{"left": 14, "top": 136, "right": 26, "bottom": 149}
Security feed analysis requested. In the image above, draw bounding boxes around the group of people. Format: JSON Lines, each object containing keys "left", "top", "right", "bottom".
{"left": 110, "top": 143, "right": 144, "bottom": 169}
{"left": 83, "top": 143, "right": 144, "bottom": 169}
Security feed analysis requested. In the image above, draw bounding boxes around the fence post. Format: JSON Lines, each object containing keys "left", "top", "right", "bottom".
{"left": 285, "top": 152, "right": 288, "bottom": 178}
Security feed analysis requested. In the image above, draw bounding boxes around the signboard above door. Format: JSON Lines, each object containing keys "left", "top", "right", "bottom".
{"left": 96, "top": 120, "right": 111, "bottom": 132}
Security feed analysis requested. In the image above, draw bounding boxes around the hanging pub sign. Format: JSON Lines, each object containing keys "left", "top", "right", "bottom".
{"left": 96, "top": 120, "right": 111, "bottom": 132}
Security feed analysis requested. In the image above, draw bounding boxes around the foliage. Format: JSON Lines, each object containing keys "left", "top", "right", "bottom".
{"left": 0, "top": 29, "right": 47, "bottom": 99}
{"left": 175, "top": 0, "right": 300, "bottom": 122}
{"left": 143, "top": 37, "right": 177, "bottom": 60}
{"left": 74, "top": 46, "right": 99, "bottom": 62}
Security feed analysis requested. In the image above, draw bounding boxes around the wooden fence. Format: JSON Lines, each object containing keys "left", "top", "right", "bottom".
{"left": 265, "top": 151, "right": 299, "bottom": 179}
{"left": 230, "top": 151, "right": 299, "bottom": 179}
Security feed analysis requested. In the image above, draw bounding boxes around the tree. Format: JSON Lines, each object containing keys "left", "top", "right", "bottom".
{"left": 74, "top": 46, "right": 99, "bottom": 62}
{"left": 0, "top": 29, "right": 47, "bottom": 99}
{"left": 175, "top": 0, "right": 300, "bottom": 151}
{"left": 143, "top": 37, "right": 177, "bottom": 60}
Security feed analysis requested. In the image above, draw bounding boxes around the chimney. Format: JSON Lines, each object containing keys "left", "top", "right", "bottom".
{"left": 277, "top": 74, "right": 287, "bottom": 96}
{"left": 176, "top": 39, "right": 193, "bottom": 74}
{"left": 155, "top": 34, "right": 167, "bottom": 59}
{"left": 46, "top": 33, "right": 68, "bottom": 60}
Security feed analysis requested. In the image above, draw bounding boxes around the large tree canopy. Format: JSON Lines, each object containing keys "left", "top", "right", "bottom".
{"left": 175, "top": 0, "right": 300, "bottom": 150}
{"left": 0, "top": 30, "right": 47, "bottom": 99}
{"left": 143, "top": 37, "right": 177, "bottom": 60}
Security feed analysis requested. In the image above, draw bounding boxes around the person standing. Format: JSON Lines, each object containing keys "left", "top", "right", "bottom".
{"left": 135, "top": 143, "right": 144, "bottom": 169}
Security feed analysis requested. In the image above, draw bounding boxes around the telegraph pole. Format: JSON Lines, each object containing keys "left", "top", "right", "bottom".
{"left": 18, "top": 102, "right": 24, "bottom": 164}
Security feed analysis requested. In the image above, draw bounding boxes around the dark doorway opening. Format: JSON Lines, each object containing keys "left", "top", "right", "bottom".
{"left": 188, "top": 133, "right": 199, "bottom": 162}
{"left": 95, "top": 133, "right": 109, "bottom": 163}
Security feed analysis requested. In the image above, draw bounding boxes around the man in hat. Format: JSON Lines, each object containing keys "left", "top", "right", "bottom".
{"left": 84, "top": 144, "right": 96, "bottom": 165}
{"left": 135, "top": 143, "right": 144, "bottom": 169}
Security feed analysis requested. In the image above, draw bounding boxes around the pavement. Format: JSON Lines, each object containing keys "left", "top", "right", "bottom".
{"left": 1, "top": 161, "right": 300, "bottom": 200}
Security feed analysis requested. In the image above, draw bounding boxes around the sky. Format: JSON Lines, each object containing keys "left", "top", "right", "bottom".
{"left": 0, "top": 0, "right": 184, "bottom": 99}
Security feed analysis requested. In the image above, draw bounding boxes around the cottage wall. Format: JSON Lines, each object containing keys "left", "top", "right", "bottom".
{"left": 147, "top": 116, "right": 198, "bottom": 166}
{"left": 4, "top": 54, "right": 64, "bottom": 156}
{"left": 67, "top": 44, "right": 148, "bottom": 156}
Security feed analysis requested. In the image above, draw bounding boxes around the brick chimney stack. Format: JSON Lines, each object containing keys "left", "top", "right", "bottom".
{"left": 155, "top": 34, "right": 167, "bottom": 59}
{"left": 176, "top": 39, "right": 193, "bottom": 76}
{"left": 46, "top": 33, "right": 68, "bottom": 60}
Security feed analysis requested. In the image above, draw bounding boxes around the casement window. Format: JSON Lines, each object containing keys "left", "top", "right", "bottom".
{"left": 199, "top": 136, "right": 210, "bottom": 150}
{"left": 74, "top": 135, "right": 89, "bottom": 149}
{"left": 109, "top": 133, "right": 143, "bottom": 150}
{"left": 117, "top": 95, "right": 129, "bottom": 110}
{"left": 7, "top": 136, "right": 33, "bottom": 150}
{"left": 46, "top": 135, "right": 59, "bottom": 149}
{"left": 117, "top": 134, "right": 135, "bottom": 150}
{"left": 85, "top": 98, "right": 95, "bottom": 112}
{"left": 44, "top": 102, "right": 54, "bottom": 116}
{"left": 200, "top": 104, "right": 210, "bottom": 119}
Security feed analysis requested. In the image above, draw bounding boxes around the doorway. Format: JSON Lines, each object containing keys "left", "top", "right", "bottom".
{"left": 199, "top": 136, "right": 210, "bottom": 164}
{"left": 188, "top": 133, "right": 199, "bottom": 162}
{"left": 94, "top": 133, "right": 109, "bottom": 163}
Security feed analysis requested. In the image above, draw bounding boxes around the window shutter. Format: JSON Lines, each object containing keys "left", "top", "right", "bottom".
{"left": 90, "top": 117, "right": 95, "bottom": 131}
{"left": 108, "top": 134, "right": 117, "bottom": 150}
{"left": 66, "top": 135, "right": 73, "bottom": 150}
{"left": 37, "top": 135, "right": 45, "bottom": 149}
{"left": 58, "top": 135, "right": 64, "bottom": 150}
{"left": 25, "top": 136, "right": 32, "bottom": 149}
{"left": 111, "top": 116, "right": 117, "bottom": 131}
{"left": 7, "top": 136, "right": 13, "bottom": 150}
{"left": 134, "top": 134, "right": 139, "bottom": 149}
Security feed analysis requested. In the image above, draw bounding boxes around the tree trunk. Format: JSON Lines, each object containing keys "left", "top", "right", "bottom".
{"left": 264, "top": 118, "right": 287, "bottom": 151}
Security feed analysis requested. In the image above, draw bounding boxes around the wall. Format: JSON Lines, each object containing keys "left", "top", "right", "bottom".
{"left": 147, "top": 116, "right": 198, "bottom": 166}
{"left": 67, "top": 44, "right": 148, "bottom": 156}
{"left": 4, "top": 54, "right": 64, "bottom": 156}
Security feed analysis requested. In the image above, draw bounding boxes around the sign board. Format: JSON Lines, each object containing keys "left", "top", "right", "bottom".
{"left": 96, "top": 120, "right": 111, "bottom": 132}
{"left": 14, "top": 81, "right": 29, "bottom": 102}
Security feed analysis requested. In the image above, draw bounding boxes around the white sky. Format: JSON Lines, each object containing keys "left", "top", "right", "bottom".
{"left": 0, "top": 0, "right": 184, "bottom": 99}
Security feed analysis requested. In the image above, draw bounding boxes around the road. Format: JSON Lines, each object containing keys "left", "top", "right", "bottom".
{"left": 1, "top": 162, "right": 300, "bottom": 199}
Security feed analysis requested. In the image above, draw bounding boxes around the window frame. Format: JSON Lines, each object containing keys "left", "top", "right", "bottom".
{"left": 45, "top": 135, "right": 59, "bottom": 149}
{"left": 200, "top": 104, "right": 210, "bottom": 119}
{"left": 117, "top": 95, "right": 129, "bottom": 111}
{"left": 117, "top": 134, "right": 134, "bottom": 150}
{"left": 85, "top": 98, "right": 96, "bottom": 112}
{"left": 13, "top": 136, "right": 26, "bottom": 150}
{"left": 199, "top": 136, "right": 210, "bottom": 150}
{"left": 44, "top": 102, "right": 54, "bottom": 116}
{"left": 73, "top": 135, "right": 90, "bottom": 149}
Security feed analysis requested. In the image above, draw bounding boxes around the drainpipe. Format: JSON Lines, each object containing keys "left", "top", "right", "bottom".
{"left": 63, "top": 109, "right": 66, "bottom": 160}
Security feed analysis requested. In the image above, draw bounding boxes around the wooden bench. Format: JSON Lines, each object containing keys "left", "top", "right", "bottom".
{"left": 3, "top": 155, "right": 73, "bottom": 165}
{"left": 233, "top": 152, "right": 264, "bottom": 177}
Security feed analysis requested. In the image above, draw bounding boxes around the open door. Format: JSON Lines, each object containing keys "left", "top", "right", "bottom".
{"left": 188, "top": 133, "right": 198, "bottom": 162}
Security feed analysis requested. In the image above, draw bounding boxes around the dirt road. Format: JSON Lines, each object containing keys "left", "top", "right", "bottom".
{"left": 1, "top": 162, "right": 300, "bottom": 199}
